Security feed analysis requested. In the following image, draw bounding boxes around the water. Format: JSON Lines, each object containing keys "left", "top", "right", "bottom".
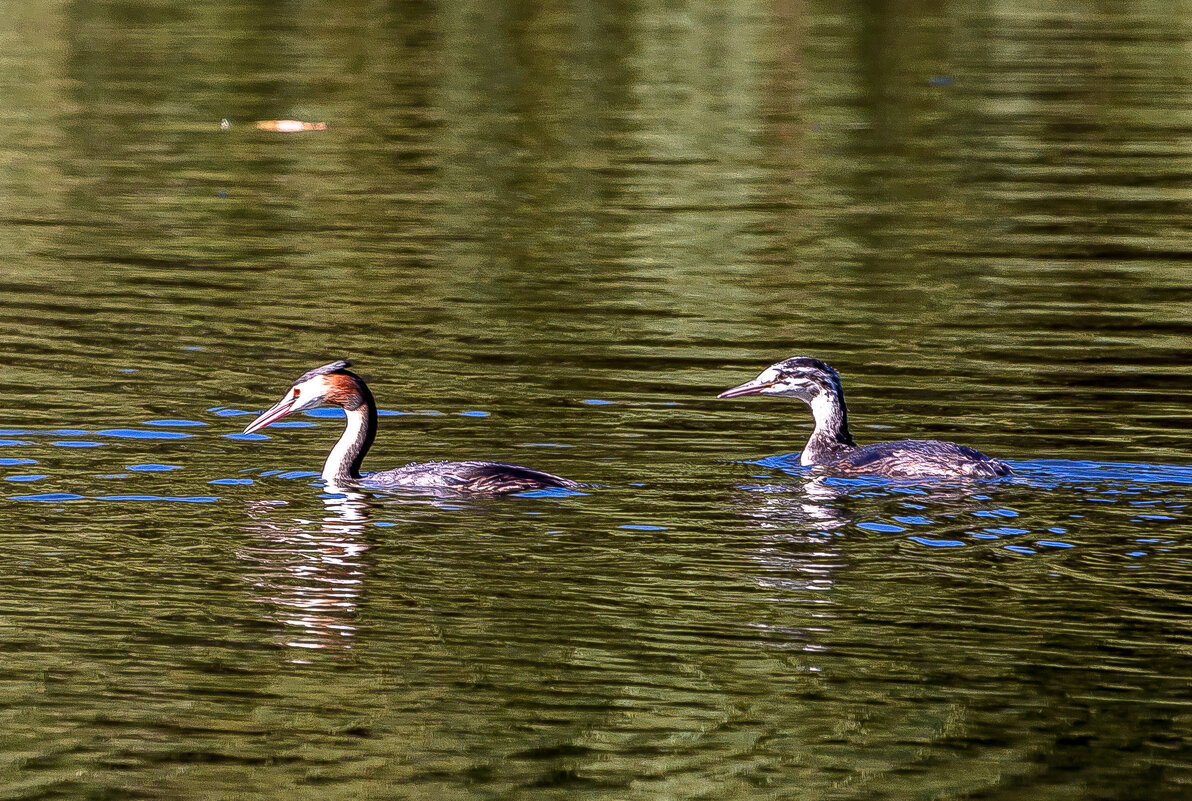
{"left": 1, "top": 0, "right": 1192, "bottom": 798}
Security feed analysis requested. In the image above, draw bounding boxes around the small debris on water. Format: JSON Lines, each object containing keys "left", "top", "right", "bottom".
{"left": 254, "top": 120, "right": 328, "bottom": 132}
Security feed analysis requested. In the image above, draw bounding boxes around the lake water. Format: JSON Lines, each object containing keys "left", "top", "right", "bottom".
{"left": 1, "top": 1, "right": 1191, "bottom": 798}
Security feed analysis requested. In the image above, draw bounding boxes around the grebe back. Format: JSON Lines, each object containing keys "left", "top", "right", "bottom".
{"left": 718, "top": 357, "right": 1011, "bottom": 480}
{"left": 243, "top": 361, "right": 578, "bottom": 495}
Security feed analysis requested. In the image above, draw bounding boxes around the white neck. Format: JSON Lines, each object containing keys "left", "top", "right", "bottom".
{"left": 808, "top": 392, "right": 837, "bottom": 430}
{"left": 800, "top": 393, "right": 834, "bottom": 464}
{"left": 323, "top": 407, "right": 369, "bottom": 484}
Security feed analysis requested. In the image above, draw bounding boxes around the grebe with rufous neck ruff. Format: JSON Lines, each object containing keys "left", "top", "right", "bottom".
{"left": 243, "top": 361, "right": 578, "bottom": 495}
{"left": 718, "top": 357, "right": 1011, "bottom": 479}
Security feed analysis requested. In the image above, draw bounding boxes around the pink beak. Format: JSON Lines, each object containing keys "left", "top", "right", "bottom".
{"left": 243, "top": 396, "right": 296, "bottom": 434}
{"left": 716, "top": 379, "right": 773, "bottom": 399}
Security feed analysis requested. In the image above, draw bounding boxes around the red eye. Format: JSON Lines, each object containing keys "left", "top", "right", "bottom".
{"left": 293, "top": 388, "right": 301, "bottom": 398}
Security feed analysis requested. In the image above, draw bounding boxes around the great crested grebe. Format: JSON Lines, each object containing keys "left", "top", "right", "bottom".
{"left": 243, "top": 361, "right": 578, "bottom": 494}
{"left": 718, "top": 357, "right": 1012, "bottom": 479}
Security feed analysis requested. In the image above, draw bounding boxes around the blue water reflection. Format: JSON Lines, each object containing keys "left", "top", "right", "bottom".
{"left": 97, "top": 429, "right": 193, "bottom": 440}
{"left": 12, "top": 493, "right": 86, "bottom": 502}
{"left": 908, "top": 536, "right": 965, "bottom": 547}
{"left": 751, "top": 453, "right": 1192, "bottom": 490}
{"left": 735, "top": 456, "right": 1189, "bottom": 560}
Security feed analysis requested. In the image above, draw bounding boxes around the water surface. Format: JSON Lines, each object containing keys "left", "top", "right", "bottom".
{"left": 1, "top": 1, "right": 1191, "bottom": 798}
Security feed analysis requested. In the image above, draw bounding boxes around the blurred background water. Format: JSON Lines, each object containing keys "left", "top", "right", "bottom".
{"left": 1, "top": 0, "right": 1191, "bottom": 798}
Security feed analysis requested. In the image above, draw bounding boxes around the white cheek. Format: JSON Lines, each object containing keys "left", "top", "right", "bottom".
{"left": 295, "top": 394, "right": 325, "bottom": 412}
{"left": 291, "top": 379, "right": 328, "bottom": 411}
{"left": 765, "top": 379, "right": 803, "bottom": 397}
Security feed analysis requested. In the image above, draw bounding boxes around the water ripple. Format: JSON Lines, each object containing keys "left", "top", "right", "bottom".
{"left": 95, "top": 495, "right": 220, "bottom": 503}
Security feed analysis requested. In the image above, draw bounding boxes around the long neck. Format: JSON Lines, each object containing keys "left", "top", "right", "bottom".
{"left": 800, "top": 386, "right": 856, "bottom": 465}
{"left": 322, "top": 384, "right": 377, "bottom": 485}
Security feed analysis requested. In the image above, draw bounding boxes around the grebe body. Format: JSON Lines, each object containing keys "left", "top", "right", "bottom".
{"left": 243, "top": 361, "right": 577, "bottom": 495}
{"left": 718, "top": 357, "right": 1011, "bottom": 480}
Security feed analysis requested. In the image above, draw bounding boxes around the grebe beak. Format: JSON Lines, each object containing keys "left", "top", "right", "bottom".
{"left": 717, "top": 379, "right": 774, "bottom": 399}
{"left": 243, "top": 395, "right": 296, "bottom": 434}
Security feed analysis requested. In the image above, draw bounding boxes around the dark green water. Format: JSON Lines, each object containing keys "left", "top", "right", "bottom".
{"left": 1, "top": 1, "right": 1191, "bottom": 798}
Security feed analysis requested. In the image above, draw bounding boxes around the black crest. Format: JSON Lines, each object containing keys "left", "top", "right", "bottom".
{"left": 295, "top": 360, "right": 353, "bottom": 384}
{"left": 776, "top": 356, "right": 837, "bottom": 376}
{"left": 774, "top": 357, "right": 844, "bottom": 390}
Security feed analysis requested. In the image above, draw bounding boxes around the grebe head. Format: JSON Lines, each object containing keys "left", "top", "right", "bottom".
{"left": 717, "top": 357, "right": 844, "bottom": 403}
{"left": 243, "top": 360, "right": 363, "bottom": 434}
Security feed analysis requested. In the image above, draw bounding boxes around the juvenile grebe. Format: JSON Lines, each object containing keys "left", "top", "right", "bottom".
{"left": 717, "top": 357, "right": 1011, "bottom": 479}
{"left": 243, "top": 361, "right": 578, "bottom": 495}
